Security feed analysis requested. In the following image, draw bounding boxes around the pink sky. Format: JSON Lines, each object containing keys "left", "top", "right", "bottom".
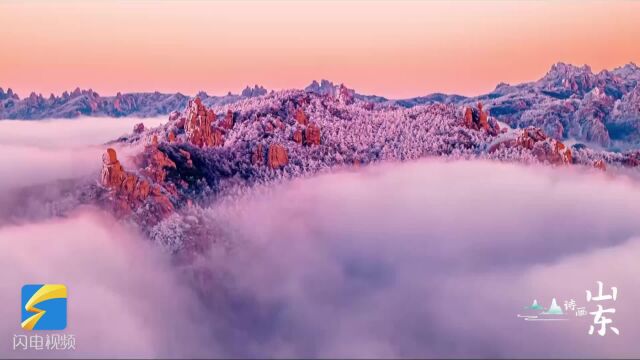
{"left": 1, "top": 1, "right": 639, "bottom": 98}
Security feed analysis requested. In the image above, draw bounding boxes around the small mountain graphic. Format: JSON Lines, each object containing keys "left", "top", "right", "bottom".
{"left": 525, "top": 299, "right": 544, "bottom": 310}
{"left": 542, "top": 298, "right": 564, "bottom": 315}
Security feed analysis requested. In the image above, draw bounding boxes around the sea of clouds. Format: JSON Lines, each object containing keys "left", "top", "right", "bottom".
{"left": 0, "top": 117, "right": 166, "bottom": 191}
{"left": 0, "top": 118, "right": 639, "bottom": 358}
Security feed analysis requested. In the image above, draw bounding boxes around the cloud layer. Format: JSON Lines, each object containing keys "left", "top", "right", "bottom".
{"left": 191, "top": 160, "right": 640, "bottom": 358}
{"left": 0, "top": 210, "right": 216, "bottom": 358}
{"left": 0, "top": 116, "right": 639, "bottom": 358}
{"left": 0, "top": 117, "right": 166, "bottom": 226}
{"left": 0, "top": 117, "right": 165, "bottom": 192}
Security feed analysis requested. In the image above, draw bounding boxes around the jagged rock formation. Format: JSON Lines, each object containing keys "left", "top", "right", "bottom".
{"left": 101, "top": 148, "right": 126, "bottom": 189}
{"left": 305, "top": 123, "right": 321, "bottom": 145}
{"left": 305, "top": 80, "right": 356, "bottom": 105}
{"left": 99, "top": 146, "right": 174, "bottom": 223}
{"left": 468, "top": 62, "right": 640, "bottom": 148}
{"left": 133, "top": 122, "right": 145, "bottom": 134}
{"left": 251, "top": 143, "right": 265, "bottom": 166}
{"left": 0, "top": 87, "right": 19, "bottom": 101}
{"left": 220, "top": 109, "right": 234, "bottom": 129}
{"left": 138, "top": 136, "right": 177, "bottom": 183}
{"left": 292, "top": 127, "right": 303, "bottom": 144}
{"left": 610, "top": 84, "right": 640, "bottom": 144}
{"left": 184, "top": 98, "right": 219, "bottom": 147}
{"left": 241, "top": 85, "right": 268, "bottom": 98}
{"left": 267, "top": 144, "right": 289, "bottom": 169}
{"left": 489, "top": 127, "right": 572, "bottom": 165}
{"left": 463, "top": 102, "right": 500, "bottom": 135}
{"left": 294, "top": 108, "right": 309, "bottom": 125}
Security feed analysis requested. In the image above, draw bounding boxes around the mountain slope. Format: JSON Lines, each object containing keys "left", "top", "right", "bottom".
{"left": 91, "top": 89, "right": 618, "bottom": 248}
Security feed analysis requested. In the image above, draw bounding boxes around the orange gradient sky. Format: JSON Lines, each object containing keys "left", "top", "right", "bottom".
{"left": 1, "top": 0, "right": 639, "bottom": 98}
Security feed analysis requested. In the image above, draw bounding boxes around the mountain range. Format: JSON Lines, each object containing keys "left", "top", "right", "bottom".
{"left": 2, "top": 62, "right": 640, "bottom": 150}
{"left": 10, "top": 70, "right": 640, "bottom": 249}
{"left": 0, "top": 85, "right": 268, "bottom": 119}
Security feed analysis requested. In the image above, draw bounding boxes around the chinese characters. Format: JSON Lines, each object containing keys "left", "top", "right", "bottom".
{"left": 587, "top": 281, "right": 619, "bottom": 336}
{"left": 12, "top": 334, "right": 76, "bottom": 351}
{"left": 517, "top": 281, "right": 620, "bottom": 336}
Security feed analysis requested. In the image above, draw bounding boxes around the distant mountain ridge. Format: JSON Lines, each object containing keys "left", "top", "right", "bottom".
{"left": 0, "top": 85, "right": 269, "bottom": 120}
{"left": 2, "top": 62, "right": 640, "bottom": 149}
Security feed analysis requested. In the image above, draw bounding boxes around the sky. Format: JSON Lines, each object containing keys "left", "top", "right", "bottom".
{"left": 1, "top": 0, "right": 639, "bottom": 98}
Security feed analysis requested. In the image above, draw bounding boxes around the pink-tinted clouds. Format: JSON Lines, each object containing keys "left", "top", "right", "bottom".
{"left": 1, "top": 120, "right": 639, "bottom": 357}
{"left": 0, "top": 211, "right": 216, "bottom": 358}
{"left": 195, "top": 160, "right": 640, "bottom": 357}
{"left": 0, "top": 117, "right": 164, "bottom": 191}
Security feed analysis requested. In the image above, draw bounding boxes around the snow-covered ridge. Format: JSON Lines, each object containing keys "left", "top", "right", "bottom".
{"left": 85, "top": 87, "right": 638, "bottom": 238}
{"left": 2, "top": 62, "right": 640, "bottom": 149}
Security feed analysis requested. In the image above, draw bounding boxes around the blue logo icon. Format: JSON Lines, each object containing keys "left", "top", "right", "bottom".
{"left": 21, "top": 284, "right": 67, "bottom": 330}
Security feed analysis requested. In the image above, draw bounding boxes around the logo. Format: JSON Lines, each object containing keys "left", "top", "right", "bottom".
{"left": 21, "top": 284, "right": 67, "bottom": 331}
{"left": 516, "top": 281, "right": 620, "bottom": 336}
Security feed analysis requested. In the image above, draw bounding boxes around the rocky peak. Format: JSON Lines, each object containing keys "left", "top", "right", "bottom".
{"left": 138, "top": 138, "right": 176, "bottom": 183}
{"left": 539, "top": 62, "right": 598, "bottom": 97}
{"left": 305, "top": 123, "right": 321, "bottom": 145}
{"left": 337, "top": 84, "right": 355, "bottom": 104}
{"left": 241, "top": 85, "right": 268, "bottom": 97}
{"left": 196, "top": 91, "right": 209, "bottom": 99}
{"left": 545, "top": 62, "right": 593, "bottom": 79}
{"left": 611, "top": 62, "right": 640, "bottom": 80}
{"left": 611, "top": 83, "right": 640, "bottom": 124}
{"left": 7, "top": 88, "right": 18, "bottom": 100}
{"left": 100, "top": 148, "right": 126, "bottom": 189}
{"left": 292, "top": 127, "right": 304, "bottom": 144}
{"left": 305, "top": 79, "right": 337, "bottom": 95}
{"left": 463, "top": 102, "right": 499, "bottom": 135}
{"left": 267, "top": 143, "right": 288, "bottom": 169}
{"left": 516, "top": 127, "right": 548, "bottom": 149}
{"left": 26, "top": 92, "right": 45, "bottom": 106}
{"left": 294, "top": 108, "right": 309, "bottom": 125}
{"left": 306, "top": 79, "right": 355, "bottom": 104}
{"left": 251, "top": 143, "right": 266, "bottom": 166}
{"left": 0, "top": 87, "right": 18, "bottom": 101}
{"left": 220, "top": 109, "right": 234, "bottom": 129}
{"left": 184, "top": 97, "right": 220, "bottom": 147}
{"left": 100, "top": 147, "right": 174, "bottom": 222}
{"left": 490, "top": 127, "right": 572, "bottom": 165}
